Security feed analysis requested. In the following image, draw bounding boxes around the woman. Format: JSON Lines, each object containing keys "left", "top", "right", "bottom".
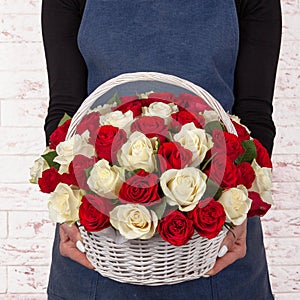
{"left": 42, "top": 0, "right": 281, "bottom": 299}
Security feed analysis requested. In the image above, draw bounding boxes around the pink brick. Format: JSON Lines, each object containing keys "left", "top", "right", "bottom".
{"left": 274, "top": 294, "right": 300, "bottom": 300}
{"left": 269, "top": 266, "right": 300, "bottom": 293}
{"left": 1, "top": 99, "right": 48, "bottom": 127}
{"left": 0, "top": 43, "right": 46, "bottom": 71}
{"left": 278, "top": 40, "right": 300, "bottom": 69}
{"left": 272, "top": 182, "right": 300, "bottom": 210}
{"left": 264, "top": 237, "right": 300, "bottom": 265}
{"left": 273, "top": 98, "right": 300, "bottom": 127}
{"left": 0, "top": 184, "right": 48, "bottom": 211}
{"left": 0, "top": 239, "right": 53, "bottom": 266}
{"left": 0, "top": 295, "right": 47, "bottom": 300}
{"left": 272, "top": 154, "right": 300, "bottom": 182}
{"left": 274, "top": 69, "right": 300, "bottom": 98}
{"left": 9, "top": 211, "right": 55, "bottom": 238}
{"left": 282, "top": 13, "right": 300, "bottom": 41}
{"left": 0, "top": 0, "right": 41, "bottom": 14}
{"left": 0, "top": 14, "right": 41, "bottom": 43}
{"left": 0, "top": 267, "right": 7, "bottom": 293}
{"left": 0, "top": 128, "right": 45, "bottom": 155}
{"left": 0, "top": 71, "right": 47, "bottom": 99}
{"left": 0, "top": 212, "right": 7, "bottom": 238}
{"left": 273, "top": 126, "right": 300, "bottom": 155}
{"left": 7, "top": 266, "right": 49, "bottom": 293}
{"left": 261, "top": 209, "right": 300, "bottom": 237}
{"left": 0, "top": 155, "right": 40, "bottom": 183}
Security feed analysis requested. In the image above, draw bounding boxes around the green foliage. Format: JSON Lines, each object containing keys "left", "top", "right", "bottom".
{"left": 107, "top": 92, "right": 120, "bottom": 105}
{"left": 235, "top": 140, "right": 257, "bottom": 164}
{"left": 204, "top": 120, "right": 224, "bottom": 135}
{"left": 41, "top": 151, "right": 60, "bottom": 170}
{"left": 58, "top": 113, "right": 71, "bottom": 127}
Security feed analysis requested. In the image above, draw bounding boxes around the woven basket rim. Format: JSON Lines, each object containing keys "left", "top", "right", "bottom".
{"left": 66, "top": 72, "right": 237, "bottom": 139}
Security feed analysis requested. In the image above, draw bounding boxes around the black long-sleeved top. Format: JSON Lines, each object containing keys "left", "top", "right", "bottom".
{"left": 41, "top": 0, "right": 281, "bottom": 155}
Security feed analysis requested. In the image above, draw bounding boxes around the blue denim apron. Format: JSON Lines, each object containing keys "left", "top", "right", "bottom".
{"left": 47, "top": 1, "right": 274, "bottom": 299}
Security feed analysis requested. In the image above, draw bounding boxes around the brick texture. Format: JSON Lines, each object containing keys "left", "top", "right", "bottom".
{"left": 0, "top": 0, "right": 299, "bottom": 298}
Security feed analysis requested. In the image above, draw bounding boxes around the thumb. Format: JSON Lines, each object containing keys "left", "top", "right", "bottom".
{"left": 60, "top": 223, "right": 82, "bottom": 243}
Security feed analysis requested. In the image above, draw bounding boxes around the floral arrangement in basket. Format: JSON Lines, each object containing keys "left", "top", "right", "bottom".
{"left": 30, "top": 90, "right": 273, "bottom": 247}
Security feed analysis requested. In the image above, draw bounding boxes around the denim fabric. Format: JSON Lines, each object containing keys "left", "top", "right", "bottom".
{"left": 78, "top": 0, "right": 239, "bottom": 112}
{"left": 48, "top": 0, "right": 274, "bottom": 299}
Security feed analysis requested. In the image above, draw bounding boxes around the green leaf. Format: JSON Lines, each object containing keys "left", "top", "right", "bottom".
{"left": 107, "top": 92, "right": 120, "bottom": 105}
{"left": 151, "top": 198, "right": 167, "bottom": 220}
{"left": 204, "top": 120, "right": 224, "bottom": 135}
{"left": 201, "top": 178, "right": 223, "bottom": 200}
{"left": 58, "top": 113, "right": 71, "bottom": 127}
{"left": 235, "top": 140, "right": 257, "bottom": 164}
{"left": 41, "top": 151, "right": 60, "bottom": 170}
{"left": 84, "top": 166, "right": 93, "bottom": 178}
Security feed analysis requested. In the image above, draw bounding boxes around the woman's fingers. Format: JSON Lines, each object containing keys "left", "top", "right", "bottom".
{"left": 59, "top": 224, "right": 94, "bottom": 270}
{"left": 60, "top": 223, "right": 82, "bottom": 243}
{"left": 206, "top": 220, "right": 247, "bottom": 276}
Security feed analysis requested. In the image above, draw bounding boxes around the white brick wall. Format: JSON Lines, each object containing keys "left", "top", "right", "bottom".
{"left": 0, "top": 0, "right": 299, "bottom": 298}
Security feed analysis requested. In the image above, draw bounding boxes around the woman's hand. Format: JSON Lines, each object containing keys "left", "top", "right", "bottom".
{"left": 206, "top": 220, "right": 247, "bottom": 276}
{"left": 59, "top": 223, "right": 94, "bottom": 270}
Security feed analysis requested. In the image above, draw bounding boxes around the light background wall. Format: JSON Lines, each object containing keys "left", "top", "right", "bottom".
{"left": 0, "top": 0, "right": 299, "bottom": 299}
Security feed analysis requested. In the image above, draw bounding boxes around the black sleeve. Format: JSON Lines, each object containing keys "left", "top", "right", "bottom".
{"left": 233, "top": 0, "right": 282, "bottom": 156}
{"left": 42, "top": 0, "right": 87, "bottom": 144}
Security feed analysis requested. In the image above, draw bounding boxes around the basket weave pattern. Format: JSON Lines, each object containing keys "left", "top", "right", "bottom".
{"left": 79, "top": 227, "right": 227, "bottom": 285}
{"left": 68, "top": 72, "right": 234, "bottom": 285}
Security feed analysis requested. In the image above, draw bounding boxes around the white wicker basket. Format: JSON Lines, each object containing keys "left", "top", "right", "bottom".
{"left": 67, "top": 72, "right": 234, "bottom": 286}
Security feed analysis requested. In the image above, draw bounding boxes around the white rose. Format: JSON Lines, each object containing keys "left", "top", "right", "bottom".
{"left": 142, "top": 102, "right": 178, "bottom": 121}
{"left": 89, "top": 102, "right": 117, "bottom": 115}
{"left": 110, "top": 204, "right": 158, "bottom": 240}
{"left": 30, "top": 147, "right": 52, "bottom": 183}
{"left": 160, "top": 167, "right": 207, "bottom": 212}
{"left": 48, "top": 183, "right": 82, "bottom": 225}
{"left": 100, "top": 110, "right": 133, "bottom": 129}
{"left": 54, "top": 134, "right": 95, "bottom": 174}
{"left": 117, "top": 131, "right": 156, "bottom": 172}
{"left": 218, "top": 185, "right": 251, "bottom": 225}
{"left": 87, "top": 159, "right": 125, "bottom": 199}
{"left": 201, "top": 110, "right": 219, "bottom": 124}
{"left": 250, "top": 159, "right": 273, "bottom": 204}
{"left": 174, "top": 123, "right": 213, "bottom": 167}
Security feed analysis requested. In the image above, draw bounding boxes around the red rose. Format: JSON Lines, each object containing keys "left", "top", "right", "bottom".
{"left": 67, "top": 155, "right": 97, "bottom": 190}
{"left": 236, "top": 162, "right": 255, "bottom": 189}
{"left": 115, "top": 100, "right": 142, "bottom": 118}
{"left": 175, "top": 93, "right": 211, "bottom": 112}
{"left": 79, "top": 194, "right": 112, "bottom": 232}
{"left": 253, "top": 138, "right": 272, "bottom": 168}
{"left": 158, "top": 141, "right": 192, "bottom": 172}
{"left": 171, "top": 110, "right": 204, "bottom": 131}
{"left": 120, "top": 95, "right": 138, "bottom": 104}
{"left": 119, "top": 170, "right": 161, "bottom": 205}
{"left": 232, "top": 120, "right": 251, "bottom": 141}
{"left": 130, "top": 116, "right": 168, "bottom": 143}
{"left": 49, "top": 119, "right": 71, "bottom": 150}
{"left": 212, "top": 129, "right": 244, "bottom": 162}
{"left": 247, "top": 191, "right": 271, "bottom": 218}
{"left": 141, "top": 92, "right": 175, "bottom": 107}
{"left": 38, "top": 167, "right": 61, "bottom": 193}
{"left": 205, "top": 154, "right": 238, "bottom": 189}
{"left": 158, "top": 210, "right": 194, "bottom": 246}
{"left": 187, "top": 198, "right": 226, "bottom": 239}
{"left": 95, "top": 125, "right": 127, "bottom": 163}
{"left": 60, "top": 168, "right": 78, "bottom": 186}
{"left": 76, "top": 112, "right": 101, "bottom": 144}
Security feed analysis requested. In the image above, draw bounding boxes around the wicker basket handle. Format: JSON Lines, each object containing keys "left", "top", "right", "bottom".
{"left": 66, "top": 72, "right": 237, "bottom": 139}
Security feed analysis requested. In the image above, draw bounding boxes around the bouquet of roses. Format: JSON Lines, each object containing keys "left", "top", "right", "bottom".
{"left": 30, "top": 90, "right": 273, "bottom": 247}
